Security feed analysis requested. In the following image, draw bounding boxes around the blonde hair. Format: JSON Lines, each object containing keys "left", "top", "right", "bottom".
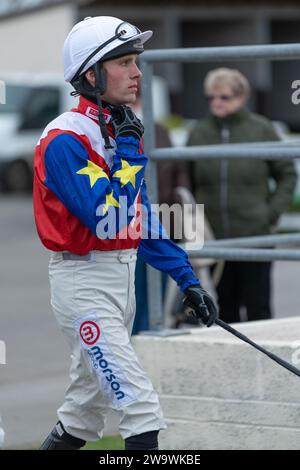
{"left": 204, "top": 68, "right": 250, "bottom": 98}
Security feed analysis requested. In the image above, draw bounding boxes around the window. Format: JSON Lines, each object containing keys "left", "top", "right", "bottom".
{"left": 0, "top": 84, "right": 33, "bottom": 114}
{"left": 19, "top": 86, "right": 60, "bottom": 130}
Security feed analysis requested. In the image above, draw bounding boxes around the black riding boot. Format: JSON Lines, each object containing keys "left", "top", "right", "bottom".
{"left": 125, "top": 430, "right": 159, "bottom": 450}
{"left": 39, "top": 421, "right": 86, "bottom": 450}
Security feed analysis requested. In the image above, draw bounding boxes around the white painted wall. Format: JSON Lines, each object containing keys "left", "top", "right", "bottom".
{"left": 0, "top": 4, "right": 76, "bottom": 75}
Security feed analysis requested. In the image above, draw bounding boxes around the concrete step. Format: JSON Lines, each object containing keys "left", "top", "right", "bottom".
{"left": 159, "top": 418, "right": 300, "bottom": 450}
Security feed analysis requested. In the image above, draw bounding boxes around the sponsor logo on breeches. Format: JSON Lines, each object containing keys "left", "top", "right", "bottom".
{"left": 88, "top": 345, "right": 125, "bottom": 401}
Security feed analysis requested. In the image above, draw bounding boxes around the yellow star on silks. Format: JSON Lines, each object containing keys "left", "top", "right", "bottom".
{"left": 76, "top": 160, "right": 109, "bottom": 188}
{"left": 112, "top": 159, "right": 143, "bottom": 188}
{"left": 102, "top": 190, "right": 121, "bottom": 215}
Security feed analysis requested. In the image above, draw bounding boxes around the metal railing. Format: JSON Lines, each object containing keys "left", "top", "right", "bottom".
{"left": 140, "top": 43, "right": 300, "bottom": 331}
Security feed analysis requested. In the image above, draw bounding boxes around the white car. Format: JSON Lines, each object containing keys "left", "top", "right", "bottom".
{"left": 0, "top": 74, "right": 74, "bottom": 191}
{"left": 0, "top": 73, "right": 171, "bottom": 192}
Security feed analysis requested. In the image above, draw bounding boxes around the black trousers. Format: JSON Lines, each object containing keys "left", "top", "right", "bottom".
{"left": 212, "top": 261, "right": 272, "bottom": 323}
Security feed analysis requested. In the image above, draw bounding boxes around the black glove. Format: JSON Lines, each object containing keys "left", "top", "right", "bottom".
{"left": 183, "top": 285, "right": 218, "bottom": 327}
{"left": 110, "top": 105, "right": 144, "bottom": 141}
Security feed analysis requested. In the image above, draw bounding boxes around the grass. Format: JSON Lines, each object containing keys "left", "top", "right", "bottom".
{"left": 288, "top": 198, "right": 300, "bottom": 212}
{"left": 82, "top": 435, "right": 124, "bottom": 450}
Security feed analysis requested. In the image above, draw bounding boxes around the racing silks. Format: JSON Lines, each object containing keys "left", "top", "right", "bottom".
{"left": 33, "top": 96, "right": 199, "bottom": 291}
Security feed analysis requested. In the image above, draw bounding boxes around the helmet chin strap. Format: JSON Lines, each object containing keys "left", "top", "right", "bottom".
{"left": 71, "top": 62, "right": 113, "bottom": 149}
{"left": 93, "top": 62, "right": 113, "bottom": 149}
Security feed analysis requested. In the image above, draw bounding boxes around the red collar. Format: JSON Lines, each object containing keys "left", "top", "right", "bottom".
{"left": 73, "top": 96, "right": 112, "bottom": 125}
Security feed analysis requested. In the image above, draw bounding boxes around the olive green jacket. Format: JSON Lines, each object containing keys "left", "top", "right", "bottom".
{"left": 187, "top": 108, "right": 297, "bottom": 238}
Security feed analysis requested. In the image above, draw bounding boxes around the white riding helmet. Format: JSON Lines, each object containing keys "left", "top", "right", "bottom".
{"left": 63, "top": 16, "right": 153, "bottom": 83}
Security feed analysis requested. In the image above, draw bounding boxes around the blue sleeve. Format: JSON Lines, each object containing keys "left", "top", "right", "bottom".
{"left": 137, "top": 180, "right": 200, "bottom": 292}
{"left": 44, "top": 134, "right": 146, "bottom": 238}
